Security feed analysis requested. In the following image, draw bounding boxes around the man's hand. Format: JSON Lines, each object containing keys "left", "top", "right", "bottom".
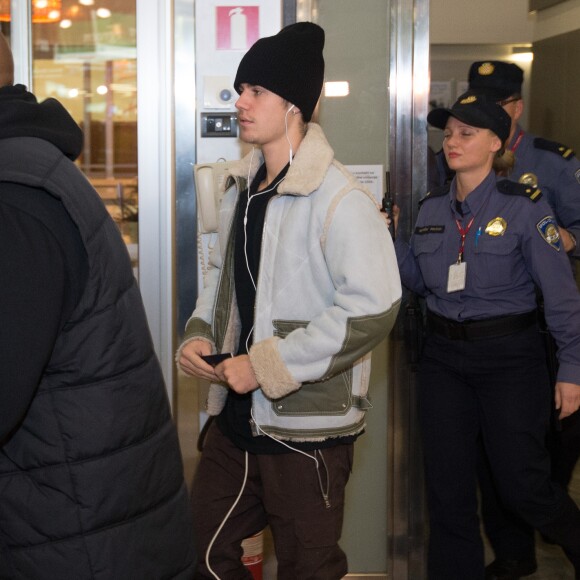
{"left": 215, "top": 355, "right": 259, "bottom": 394}
{"left": 555, "top": 381, "right": 580, "bottom": 419}
{"left": 178, "top": 340, "right": 219, "bottom": 381}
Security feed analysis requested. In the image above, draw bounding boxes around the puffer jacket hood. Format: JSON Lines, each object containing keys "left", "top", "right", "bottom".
{"left": 0, "top": 84, "right": 83, "bottom": 160}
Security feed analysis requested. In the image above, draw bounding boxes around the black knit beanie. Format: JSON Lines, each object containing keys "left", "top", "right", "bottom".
{"left": 234, "top": 22, "right": 325, "bottom": 122}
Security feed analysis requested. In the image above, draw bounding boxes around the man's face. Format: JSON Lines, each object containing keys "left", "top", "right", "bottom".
{"left": 497, "top": 95, "right": 523, "bottom": 138}
{"left": 235, "top": 83, "right": 291, "bottom": 148}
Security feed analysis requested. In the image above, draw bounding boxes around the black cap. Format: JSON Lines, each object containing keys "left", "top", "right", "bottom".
{"left": 468, "top": 61, "right": 524, "bottom": 100}
{"left": 427, "top": 91, "right": 512, "bottom": 145}
{"left": 234, "top": 22, "right": 325, "bottom": 122}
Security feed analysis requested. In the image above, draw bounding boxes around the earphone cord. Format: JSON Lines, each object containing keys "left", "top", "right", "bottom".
{"left": 243, "top": 171, "right": 286, "bottom": 353}
{"left": 250, "top": 407, "right": 331, "bottom": 508}
{"left": 205, "top": 450, "right": 249, "bottom": 580}
{"left": 285, "top": 104, "right": 294, "bottom": 165}
{"left": 204, "top": 418, "right": 330, "bottom": 578}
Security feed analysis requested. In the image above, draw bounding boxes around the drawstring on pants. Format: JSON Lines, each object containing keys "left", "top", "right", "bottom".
{"left": 314, "top": 449, "right": 331, "bottom": 509}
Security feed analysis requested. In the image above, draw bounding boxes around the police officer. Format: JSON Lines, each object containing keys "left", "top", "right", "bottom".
{"left": 435, "top": 62, "right": 580, "bottom": 258}
{"left": 469, "top": 60, "right": 580, "bottom": 259}
{"left": 394, "top": 91, "right": 580, "bottom": 580}
{"left": 466, "top": 60, "right": 580, "bottom": 580}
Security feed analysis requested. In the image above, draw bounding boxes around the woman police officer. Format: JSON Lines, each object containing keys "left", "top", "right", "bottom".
{"left": 392, "top": 91, "right": 580, "bottom": 579}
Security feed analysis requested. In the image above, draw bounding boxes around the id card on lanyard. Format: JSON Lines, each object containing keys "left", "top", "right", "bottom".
{"left": 447, "top": 216, "right": 474, "bottom": 293}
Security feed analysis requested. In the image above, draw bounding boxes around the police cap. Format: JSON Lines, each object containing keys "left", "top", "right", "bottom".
{"left": 468, "top": 61, "right": 524, "bottom": 100}
{"left": 427, "top": 91, "right": 512, "bottom": 145}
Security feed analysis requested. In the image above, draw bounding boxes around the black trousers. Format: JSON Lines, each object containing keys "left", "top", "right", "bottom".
{"left": 479, "top": 404, "right": 580, "bottom": 563}
{"left": 190, "top": 422, "right": 353, "bottom": 580}
{"left": 418, "top": 325, "right": 580, "bottom": 580}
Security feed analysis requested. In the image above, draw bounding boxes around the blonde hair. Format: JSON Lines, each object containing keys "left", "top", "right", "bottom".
{"left": 493, "top": 148, "right": 515, "bottom": 176}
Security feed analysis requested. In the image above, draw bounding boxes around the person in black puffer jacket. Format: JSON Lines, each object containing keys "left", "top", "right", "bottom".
{"left": 0, "top": 32, "right": 195, "bottom": 579}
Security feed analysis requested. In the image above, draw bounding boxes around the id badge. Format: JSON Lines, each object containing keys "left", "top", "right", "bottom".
{"left": 447, "top": 261, "right": 467, "bottom": 293}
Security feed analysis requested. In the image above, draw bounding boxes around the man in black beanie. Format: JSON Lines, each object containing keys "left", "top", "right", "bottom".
{"left": 178, "top": 21, "right": 401, "bottom": 579}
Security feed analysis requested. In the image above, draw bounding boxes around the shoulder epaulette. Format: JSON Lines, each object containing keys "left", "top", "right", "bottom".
{"left": 497, "top": 179, "right": 542, "bottom": 202}
{"left": 534, "top": 137, "right": 576, "bottom": 160}
{"left": 419, "top": 183, "right": 450, "bottom": 206}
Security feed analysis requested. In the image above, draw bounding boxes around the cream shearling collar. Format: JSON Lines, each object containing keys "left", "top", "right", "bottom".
{"left": 228, "top": 122, "right": 335, "bottom": 197}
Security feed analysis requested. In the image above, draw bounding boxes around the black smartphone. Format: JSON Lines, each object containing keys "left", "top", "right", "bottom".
{"left": 201, "top": 353, "right": 233, "bottom": 367}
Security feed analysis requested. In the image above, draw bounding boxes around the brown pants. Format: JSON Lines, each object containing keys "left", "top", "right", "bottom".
{"left": 191, "top": 422, "right": 353, "bottom": 579}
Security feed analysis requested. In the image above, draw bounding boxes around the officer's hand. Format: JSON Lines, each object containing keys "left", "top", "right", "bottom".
{"left": 391, "top": 204, "right": 400, "bottom": 235}
{"left": 178, "top": 339, "right": 219, "bottom": 381}
{"left": 381, "top": 203, "right": 400, "bottom": 236}
{"left": 215, "top": 354, "right": 259, "bottom": 394}
{"left": 558, "top": 227, "right": 576, "bottom": 253}
{"left": 555, "top": 381, "right": 580, "bottom": 419}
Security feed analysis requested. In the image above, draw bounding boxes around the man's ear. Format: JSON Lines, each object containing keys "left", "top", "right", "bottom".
{"left": 513, "top": 98, "right": 524, "bottom": 123}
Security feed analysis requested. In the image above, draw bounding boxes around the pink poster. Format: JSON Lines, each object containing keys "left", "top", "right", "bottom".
{"left": 216, "top": 6, "right": 260, "bottom": 51}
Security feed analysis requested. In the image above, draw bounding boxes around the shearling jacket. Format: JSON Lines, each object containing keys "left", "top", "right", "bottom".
{"left": 180, "top": 123, "right": 401, "bottom": 441}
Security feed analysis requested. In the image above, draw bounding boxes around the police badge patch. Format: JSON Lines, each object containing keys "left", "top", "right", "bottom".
{"left": 536, "top": 216, "right": 561, "bottom": 251}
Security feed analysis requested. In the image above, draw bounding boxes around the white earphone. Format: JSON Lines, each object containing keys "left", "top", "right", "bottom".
{"left": 285, "top": 105, "right": 296, "bottom": 164}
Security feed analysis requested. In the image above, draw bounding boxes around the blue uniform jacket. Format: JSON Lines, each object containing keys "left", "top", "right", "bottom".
{"left": 435, "top": 127, "right": 580, "bottom": 259}
{"left": 395, "top": 169, "right": 580, "bottom": 385}
{"left": 509, "top": 126, "right": 580, "bottom": 259}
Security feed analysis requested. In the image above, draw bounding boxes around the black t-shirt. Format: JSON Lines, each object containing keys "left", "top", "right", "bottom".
{"left": 216, "top": 163, "right": 357, "bottom": 453}
{"left": 0, "top": 183, "right": 88, "bottom": 444}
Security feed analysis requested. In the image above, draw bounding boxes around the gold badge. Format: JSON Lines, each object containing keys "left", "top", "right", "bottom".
{"left": 478, "top": 62, "right": 495, "bottom": 76}
{"left": 545, "top": 223, "right": 559, "bottom": 244}
{"left": 485, "top": 217, "right": 507, "bottom": 236}
{"left": 519, "top": 173, "right": 538, "bottom": 186}
{"left": 460, "top": 95, "right": 477, "bottom": 105}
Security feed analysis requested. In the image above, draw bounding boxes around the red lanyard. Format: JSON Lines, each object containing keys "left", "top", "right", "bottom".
{"left": 510, "top": 129, "right": 524, "bottom": 153}
{"left": 455, "top": 216, "right": 475, "bottom": 263}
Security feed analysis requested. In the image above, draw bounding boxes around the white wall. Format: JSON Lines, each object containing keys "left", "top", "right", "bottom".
{"left": 428, "top": 0, "right": 580, "bottom": 151}
{"left": 533, "top": 0, "right": 580, "bottom": 40}
{"left": 430, "top": 0, "right": 580, "bottom": 44}
{"left": 194, "top": 0, "right": 281, "bottom": 164}
{"left": 430, "top": 0, "right": 534, "bottom": 44}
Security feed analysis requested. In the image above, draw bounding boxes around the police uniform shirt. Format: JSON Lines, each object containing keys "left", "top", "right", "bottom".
{"left": 507, "top": 125, "right": 580, "bottom": 259}
{"left": 395, "top": 169, "right": 580, "bottom": 384}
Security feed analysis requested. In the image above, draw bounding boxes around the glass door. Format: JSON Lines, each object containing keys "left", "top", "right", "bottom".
{"left": 1, "top": 0, "right": 139, "bottom": 276}
{"left": 4, "top": 0, "right": 176, "bottom": 401}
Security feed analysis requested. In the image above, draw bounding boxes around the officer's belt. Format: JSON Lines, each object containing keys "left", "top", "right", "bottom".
{"left": 427, "top": 310, "right": 537, "bottom": 341}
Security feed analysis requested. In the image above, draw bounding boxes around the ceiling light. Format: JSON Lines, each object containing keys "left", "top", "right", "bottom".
{"left": 0, "top": 0, "right": 62, "bottom": 23}
{"left": 96, "top": 7, "right": 112, "bottom": 18}
{"left": 324, "top": 81, "right": 350, "bottom": 97}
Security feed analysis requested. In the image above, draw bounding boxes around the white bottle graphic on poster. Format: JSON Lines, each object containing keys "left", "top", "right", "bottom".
{"left": 229, "top": 7, "right": 246, "bottom": 50}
